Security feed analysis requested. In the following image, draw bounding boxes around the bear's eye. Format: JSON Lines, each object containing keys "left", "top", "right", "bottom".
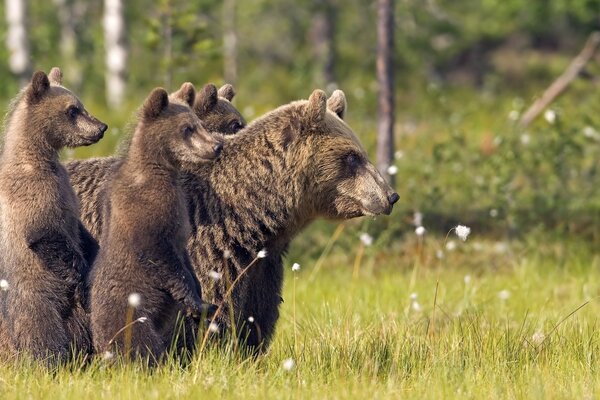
{"left": 182, "top": 125, "right": 194, "bottom": 137}
{"left": 229, "top": 121, "right": 243, "bottom": 132}
{"left": 345, "top": 152, "right": 361, "bottom": 169}
{"left": 67, "top": 106, "right": 79, "bottom": 119}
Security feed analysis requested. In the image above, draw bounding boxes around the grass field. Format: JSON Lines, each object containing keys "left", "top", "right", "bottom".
{"left": 0, "top": 229, "right": 598, "bottom": 399}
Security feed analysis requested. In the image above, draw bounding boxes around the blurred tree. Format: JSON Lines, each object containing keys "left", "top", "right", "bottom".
{"left": 223, "top": 0, "right": 237, "bottom": 86}
{"left": 53, "top": 0, "right": 86, "bottom": 90}
{"left": 5, "top": 0, "right": 31, "bottom": 86}
{"left": 103, "top": 0, "right": 127, "bottom": 108}
{"left": 376, "top": 0, "right": 395, "bottom": 185}
{"left": 309, "top": 0, "right": 336, "bottom": 87}
{"left": 144, "top": 0, "right": 219, "bottom": 90}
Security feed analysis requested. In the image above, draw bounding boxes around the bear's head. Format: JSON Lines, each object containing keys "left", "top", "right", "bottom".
{"left": 193, "top": 84, "right": 246, "bottom": 135}
{"left": 139, "top": 86, "right": 223, "bottom": 167}
{"left": 280, "top": 89, "right": 399, "bottom": 219}
{"left": 24, "top": 67, "right": 108, "bottom": 148}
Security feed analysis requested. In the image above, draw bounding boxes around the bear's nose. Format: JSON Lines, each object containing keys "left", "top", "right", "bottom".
{"left": 99, "top": 123, "right": 108, "bottom": 134}
{"left": 213, "top": 143, "right": 223, "bottom": 157}
{"left": 388, "top": 192, "right": 400, "bottom": 205}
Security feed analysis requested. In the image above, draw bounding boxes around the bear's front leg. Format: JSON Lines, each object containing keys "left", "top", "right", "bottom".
{"left": 25, "top": 226, "right": 83, "bottom": 288}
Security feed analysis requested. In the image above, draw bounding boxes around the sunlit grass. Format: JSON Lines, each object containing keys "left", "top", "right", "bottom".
{"left": 0, "top": 235, "right": 598, "bottom": 399}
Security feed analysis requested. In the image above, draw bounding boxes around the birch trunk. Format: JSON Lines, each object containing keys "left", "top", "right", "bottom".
{"left": 5, "top": 0, "right": 31, "bottom": 86}
{"left": 103, "top": 0, "right": 127, "bottom": 108}
{"left": 376, "top": 0, "right": 395, "bottom": 185}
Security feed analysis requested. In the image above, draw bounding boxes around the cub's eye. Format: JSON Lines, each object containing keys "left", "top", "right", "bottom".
{"left": 345, "top": 152, "right": 360, "bottom": 169}
{"left": 229, "top": 121, "right": 243, "bottom": 132}
{"left": 67, "top": 106, "right": 79, "bottom": 119}
{"left": 183, "top": 125, "right": 194, "bottom": 137}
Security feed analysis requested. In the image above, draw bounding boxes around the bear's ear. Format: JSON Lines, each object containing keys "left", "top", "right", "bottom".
{"left": 142, "top": 87, "right": 170, "bottom": 120}
{"left": 48, "top": 67, "right": 63, "bottom": 86}
{"left": 327, "top": 90, "right": 347, "bottom": 120}
{"left": 194, "top": 84, "right": 218, "bottom": 117}
{"left": 26, "top": 71, "right": 50, "bottom": 104}
{"left": 305, "top": 89, "right": 327, "bottom": 125}
{"left": 171, "top": 82, "right": 196, "bottom": 107}
{"left": 218, "top": 84, "right": 235, "bottom": 101}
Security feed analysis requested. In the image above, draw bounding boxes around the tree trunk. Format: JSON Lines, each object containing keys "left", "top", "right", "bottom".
{"left": 53, "top": 0, "right": 82, "bottom": 89}
{"left": 5, "top": 0, "right": 31, "bottom": 87}
{"left": 223, "top": 0, "right": 237, "bottom": 86}
{"left": 162, "top": 4, "right": 173, "bottom": 89}
{"left": 103, "top": 0, "right": 127, "bottom": 108}
{"left": 376, "top": 0, "right": 395, "bottom": 185}
{"left": 310, "top": 1, "right": 336, "bottom": 87}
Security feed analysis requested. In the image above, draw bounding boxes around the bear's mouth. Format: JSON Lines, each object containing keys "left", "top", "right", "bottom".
{"left": 78, "top": 131, "right": 105, "bottom": 146}
{"left": 359, "top": 198, "right": 394, "bottom": 217}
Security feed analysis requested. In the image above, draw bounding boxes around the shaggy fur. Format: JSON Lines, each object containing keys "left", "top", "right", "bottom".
{"left": 89, "top": 87, "right": 221, "bottom": 361}
{"left": 67, "top": 82, "right": 244, "bottom": 239}
{"left": 68, "top": 89, "right": 398, "bottom": 351}
{"left": 181, "top": 89, "right": 398, "bottom": 349}
{"left": 0, "top": 68, "right": 107, "bottom": 363}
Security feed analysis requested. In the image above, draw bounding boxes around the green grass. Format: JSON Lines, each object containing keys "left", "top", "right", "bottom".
{"left": 1, "top": 232, "right": 599, "bottom": 399}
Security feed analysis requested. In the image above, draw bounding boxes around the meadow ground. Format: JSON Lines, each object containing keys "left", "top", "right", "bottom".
{"left": 0, "top": 229, "right": 599, "bottom": 399}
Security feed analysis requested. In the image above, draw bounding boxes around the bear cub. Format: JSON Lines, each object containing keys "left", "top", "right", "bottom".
{"left": 89, "top": 86, "right": 221, "bottom": 362}
{"left": 0, "top": 68, "right": 107, "bottom": 363}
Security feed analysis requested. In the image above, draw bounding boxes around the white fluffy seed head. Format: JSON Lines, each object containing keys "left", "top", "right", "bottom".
{"left": 359, "top": 233, "right": 373, "bottom": 247}
{"left": 498, "top": 290, "right": 511, "bottom": 301}
{"left": 209, "top": 270, "right": 223, "bottom": 281}
{"left": 455, "top": 225, "right": 471, "bottom": 241}
{"left": 415, "top": 226, "right": 426, "bottom": 236}
{"left": 128, "top": 292, "right": 141, "bottom": 308}
{"left": 248, "top": 316, "right": 255, "bottom": 323}
{"left": 102, "top": 351, "right": 114, "bottom": 360}
{"left": 411, "top": 301, "right": 422, "bottom": 312}
{"left": 137, "top": 317, "right": 148, "bottom": 323}
{"left": 544, "top": 109, "right": 557, "bottom": 124}
{"left": 531, "top": 331, "right": 546, "bottom": 346}
{"left": 386, "top": 165, "right": 398, "bottom": 175}
{"left": 0, "top": 279, "right": 8, "bottom": 291}
{"left": 282, "top": 358, "right": 295, "bottom": 371}
{"left": 291, "top": 263, "right": 300, "bottom": 272}
{"left": 208, "top": 323, "right": 219, "bottom": 333}
{"left": 257, "top": 249, "right": 267, "bottom": 259}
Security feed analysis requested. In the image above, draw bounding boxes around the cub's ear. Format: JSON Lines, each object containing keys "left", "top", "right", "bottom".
{"left": 170, "top": 82, "right": 196, "bottom": 107}
{"left": 218, "top": 84, "right": 235, "bottom": 101}
{"left": 305, "top": 89, "right": 327, "bottom": 125}
{"left": 142, "top": 88, "right": 169, "bottom": 120}
{"left": 48, "top": 67, "right": 63, "bottom": 86}
{"left": 26, "top": 71, "right": 50, "bottom": 104}
{"left": 194, "top": 84, "right": 218, "bottom": 118}
{"left": 327, "top": 90, "right": 347, "bottom": 120}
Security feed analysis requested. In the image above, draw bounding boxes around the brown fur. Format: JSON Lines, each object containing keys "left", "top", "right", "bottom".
{"left": 89, "top": 87, "right": 221, "bottom": 362}
{"left": 195, "top": 84, "right": 246, "bottom": 135}
{"left": 69, "top": 89, "right": 397, "bottom": 352}
{"left": 181, "top": 89, "right": 398, "bottom": 350}
{"left": 0, "top": 68, "right": 106, "bottom": 363}
{"left": 67, "top": 82, "right": 244, "bottom": 240}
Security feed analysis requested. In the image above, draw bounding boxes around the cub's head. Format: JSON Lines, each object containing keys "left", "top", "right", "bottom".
{"left": 25, "top": 68, "right": 107, "bottom": 148}
{"left": 140, "top": 85, "right": 223, "bottom": 167}
{"left": 279, "top": 89, "right": 399, "bottom": 219}
{"left": 192, "top": 84, "right": 246, "bottom": 135}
